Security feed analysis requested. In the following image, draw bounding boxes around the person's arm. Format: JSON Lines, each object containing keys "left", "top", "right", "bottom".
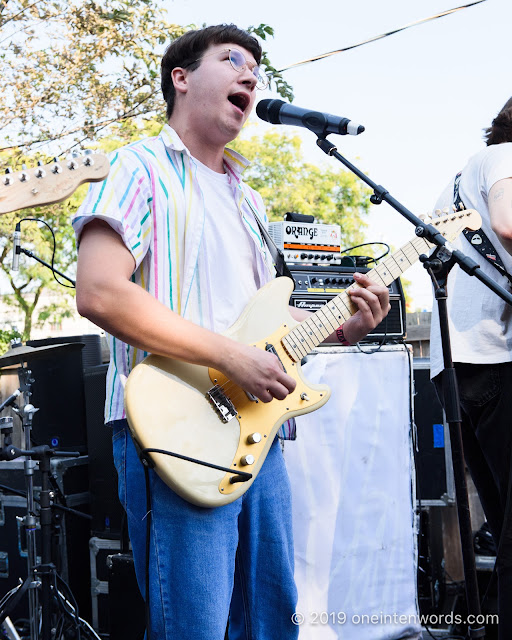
{"left": 288, "top": 272, "right": 390, "bottom": 344}
{"left": 489, "top": 177, "right": 512, "bottom": 255}
{"left": 76, "top": 219, "right": 296, "bottom": 403}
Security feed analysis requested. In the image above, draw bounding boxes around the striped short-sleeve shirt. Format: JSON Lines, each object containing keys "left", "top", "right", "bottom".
{"left": 72, "top": 124, "right": 277, "bottom": 424}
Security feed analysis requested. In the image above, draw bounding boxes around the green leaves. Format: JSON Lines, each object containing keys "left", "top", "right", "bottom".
{"left": 247, "top": 23, "right": 294, "bottom": 102}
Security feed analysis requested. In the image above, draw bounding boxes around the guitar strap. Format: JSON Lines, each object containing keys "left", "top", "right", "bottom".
{"left": 454, "top": 171, "right": 512, "bottom": 286}
{"left": 244, "top": 196, "right": 295, "bottom": 281}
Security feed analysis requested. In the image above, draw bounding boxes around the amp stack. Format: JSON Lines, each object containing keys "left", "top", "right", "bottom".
{"left": 269, "top": 215, "right": 406, "bottom": 343}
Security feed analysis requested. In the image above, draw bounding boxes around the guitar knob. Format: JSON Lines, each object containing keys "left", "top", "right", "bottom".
{"left": 240, "top": 455, "right": 255, "bottom": 466}
{"left": 247, "top": 432, "right": 262, "bottom": 444}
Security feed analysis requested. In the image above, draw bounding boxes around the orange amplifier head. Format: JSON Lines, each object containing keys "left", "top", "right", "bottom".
{"left": 268, "top": 221, "right": 342, "bottom": 265}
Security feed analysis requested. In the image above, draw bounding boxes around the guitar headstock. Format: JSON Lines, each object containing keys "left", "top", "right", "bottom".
{"left": 423, "top": 208, "right": 482, "bottom": 243}
{"left": 0, "top": 152, "right": 109, "bottom": 214}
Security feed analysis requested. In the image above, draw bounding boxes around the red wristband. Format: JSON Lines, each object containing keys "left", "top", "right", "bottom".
{"left": 336, "top": 326, "right": 351, "bottom": 346}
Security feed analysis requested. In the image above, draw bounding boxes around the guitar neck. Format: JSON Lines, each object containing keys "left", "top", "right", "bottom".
{"left": 282, "top": 235, "right": 431, "bottom": 361}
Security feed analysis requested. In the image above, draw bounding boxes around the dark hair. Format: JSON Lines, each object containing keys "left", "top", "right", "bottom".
{"left": 484, "top": 97, "right": 512, "bottom": 146}
{"left": 161, "top": 24, "right": 262, "bottom": 120}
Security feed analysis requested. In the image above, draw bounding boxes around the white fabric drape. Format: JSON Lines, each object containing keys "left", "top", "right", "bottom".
{"left": 284, "top": 345, "right": 421, "bottom": 640}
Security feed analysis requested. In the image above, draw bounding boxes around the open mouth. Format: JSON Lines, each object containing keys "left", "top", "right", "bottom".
{"left": 228, "top": 93, "right": 250, "bottom": 114}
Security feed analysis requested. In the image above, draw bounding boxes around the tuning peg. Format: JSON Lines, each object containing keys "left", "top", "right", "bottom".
{"left": 3, "top": 168, "right": 13, "bottom": 186}
{"left": 52, "top": 158, "right": 62, "bottom": 174}
{"left": 66, "top": 151, "right": 82, "bottom": 170}
{"left": 35, "top": 160, "right": 46, "bottom": 179}
{"left": 83, "top": 149, "right": 94, "bottom": 166}
{"left": 19, "top": 164, "right": 29, "bottom": 182}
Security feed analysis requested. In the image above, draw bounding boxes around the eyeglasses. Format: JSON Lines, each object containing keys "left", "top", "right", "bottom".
{"left": 191, "top": 48, "right": 269, "bottom": 90}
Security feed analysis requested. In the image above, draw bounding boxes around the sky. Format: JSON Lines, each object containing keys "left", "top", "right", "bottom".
{"left": 162, "top": 0, "right": 510, "bottom": 310}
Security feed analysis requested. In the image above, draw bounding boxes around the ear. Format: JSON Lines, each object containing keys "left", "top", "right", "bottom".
{"left": 171, "top": 67, "right": 189, "bottom": 95}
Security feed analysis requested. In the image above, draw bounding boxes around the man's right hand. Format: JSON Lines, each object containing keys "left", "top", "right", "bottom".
{"left": 219, "top": 341, "right": 297, "bottom": 403}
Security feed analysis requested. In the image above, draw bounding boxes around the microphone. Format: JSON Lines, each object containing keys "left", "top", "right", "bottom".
{"left": 12, "top": 222, "right": 21, "bottom": 271}
{"left": 256, "top": 99, "right": 365, "bottom": 136}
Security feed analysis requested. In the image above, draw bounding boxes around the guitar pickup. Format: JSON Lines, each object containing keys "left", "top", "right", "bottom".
{"left": 206, "top": 385, "right": 237, "bottom": 423}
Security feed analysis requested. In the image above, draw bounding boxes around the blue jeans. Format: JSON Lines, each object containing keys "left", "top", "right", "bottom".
{"left": 111, "top": 420, "right": 298, "bottom": 640}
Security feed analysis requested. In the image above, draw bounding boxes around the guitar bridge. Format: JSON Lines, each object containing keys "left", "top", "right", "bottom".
{"left": 206, "top": 385, "right": 237, "bottom": 423}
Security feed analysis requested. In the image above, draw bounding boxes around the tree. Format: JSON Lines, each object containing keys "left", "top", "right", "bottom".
{"left": 231, "top": 128, "right": 372, "bottom": 249}
{"left": 0, "top": 2, "right": 293, "bottom": 156}
{"left": 0, "top": 1, "right": 292, "bottom": 340}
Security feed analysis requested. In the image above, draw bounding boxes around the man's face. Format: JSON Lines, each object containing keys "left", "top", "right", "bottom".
{"left": 179, "top": 43, "right": 259, "bottom": 145}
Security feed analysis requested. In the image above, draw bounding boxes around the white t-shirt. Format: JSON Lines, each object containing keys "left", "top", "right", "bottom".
{"left": 195, "top": 158, "right": 262, "bottom": 333}
{"left": 430, "top": 142, "right": 512, "bottom": 378}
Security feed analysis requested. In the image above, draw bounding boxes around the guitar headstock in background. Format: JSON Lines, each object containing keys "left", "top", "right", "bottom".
{"left": 0, "top": 152, "right": 109, "bottom": 214}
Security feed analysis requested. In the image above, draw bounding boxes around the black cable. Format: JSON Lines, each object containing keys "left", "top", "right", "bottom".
{"left": 339, "top": 241, "right": 391, "bottom": 265}
{"left": 355, "top": 313, "right": 389, "bottom": 354}
{"left": 0, "top": 483, "right": 26, "bottom": 499}
{"left": 53, "top": 573, "right": 82, "bottom": 640}
{"left": 14, "top": 217, "right": 75, "bottom": 289}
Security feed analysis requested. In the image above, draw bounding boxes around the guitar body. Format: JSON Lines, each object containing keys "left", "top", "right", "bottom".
{"left": 124, "top": 277, "right": 330, "bottom": 508}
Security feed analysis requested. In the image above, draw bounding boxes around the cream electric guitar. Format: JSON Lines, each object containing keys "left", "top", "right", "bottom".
{"left": 125, "top": 208, "right": 481, "bottom": 508}
{"left": 0, "top": 152, "right": 109, "bottom": 214}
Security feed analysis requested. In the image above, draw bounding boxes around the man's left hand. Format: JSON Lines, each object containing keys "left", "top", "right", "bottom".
{"left": 342, "top": 272, "right": 391, "bottom": 344}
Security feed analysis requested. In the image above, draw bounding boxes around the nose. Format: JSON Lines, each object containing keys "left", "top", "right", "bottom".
{"left": 239, "top": 65, "right": 257, "bottom": 89}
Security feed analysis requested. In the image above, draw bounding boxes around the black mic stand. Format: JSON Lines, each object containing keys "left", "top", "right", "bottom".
{"left": 311, "top": 133, "right": 512, "bottom": 639}
{"left": 0, "top": 439, "right": 82, "bottom": 640}
{"left": 421, "top": 249, "right": 485, "bottom": 637}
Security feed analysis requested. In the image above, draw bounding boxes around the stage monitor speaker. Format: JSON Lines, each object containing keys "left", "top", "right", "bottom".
{"left": 84, "top": 363, "right": 124, "bottom": 537}
{"left": 24, "top": 335, "right": 101, "bottom": 453}
{"left": 413, "top": 359, "right": 455, "bottom": 506}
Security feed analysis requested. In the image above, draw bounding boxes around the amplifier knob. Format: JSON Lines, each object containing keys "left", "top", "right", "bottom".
{"left": 324, "top": 278, "right": 331, "bottom": 284}
{"left": 240, "top": 454, "right": 255, "bottom": 466}
{"left": 301, "top": 253, "right": 307, "bottom": 259}
{"left": 326, "top": 254, "right": 333, "bottom": 261}
{"left": 311, "top": 277, "right": 318, "bottom": 284}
